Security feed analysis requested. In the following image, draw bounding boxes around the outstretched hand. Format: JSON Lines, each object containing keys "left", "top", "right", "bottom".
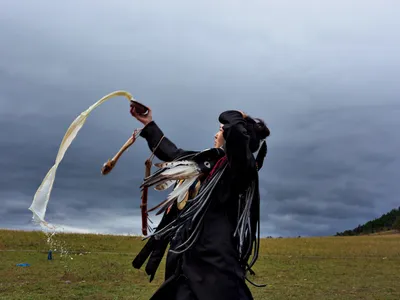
{"left": 130, "top": 103, "right": 153, "bottom": 126}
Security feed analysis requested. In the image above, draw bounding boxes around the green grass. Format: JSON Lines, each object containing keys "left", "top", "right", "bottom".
{"left": 1, "top": 229, "right": 399, "bottom": 299}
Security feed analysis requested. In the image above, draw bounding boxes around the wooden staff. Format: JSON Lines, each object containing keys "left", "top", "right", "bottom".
{"left": 101, "top": 129, "right": 164, "bottom": 236}
{"left": 101, "top": 129, "right": 150, "bottom": 235}
{"left": 140, "top": 136, "right": 165, "bottom": 235}
{"left": 101, "top": 129, "right": 141, "bottom": 175}
{"left": 141, "top": 159, "right": 152, "bottom": 236}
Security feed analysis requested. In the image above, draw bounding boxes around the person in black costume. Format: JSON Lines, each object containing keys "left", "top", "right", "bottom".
{"left": 131, "top": 104, "right": 270, "bottom": 300}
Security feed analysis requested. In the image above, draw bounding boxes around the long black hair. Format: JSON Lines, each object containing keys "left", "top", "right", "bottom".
{"left": 244, "top": 116, "right": 270, "bottom": 170}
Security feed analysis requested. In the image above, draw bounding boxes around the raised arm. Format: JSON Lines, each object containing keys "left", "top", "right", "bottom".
{"left": 131, "top": 103, "right": 196, "bottom": 162}
{"left": 219, "top": 110, "right": 256, "bottom": 186}
{"left": 140, "top": 121, "right": 195, "bottom": 161}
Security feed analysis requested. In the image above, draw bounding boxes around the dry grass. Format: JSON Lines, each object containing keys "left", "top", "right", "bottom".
{"left": 0, "top": 229, "right": 399, "bottom": 299}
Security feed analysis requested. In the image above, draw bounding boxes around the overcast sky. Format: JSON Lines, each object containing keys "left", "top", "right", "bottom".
{"left": 1, "top": 0, "right": 399, "bottom": 237}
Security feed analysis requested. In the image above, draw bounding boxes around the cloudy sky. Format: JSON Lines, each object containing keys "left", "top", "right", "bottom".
{"left": 1, "top": 0, "right": 399, "bottom": 237}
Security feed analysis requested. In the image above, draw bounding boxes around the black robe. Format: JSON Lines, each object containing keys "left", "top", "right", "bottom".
{"left": 133, "top": 111, "right": 259, "bottom": 300}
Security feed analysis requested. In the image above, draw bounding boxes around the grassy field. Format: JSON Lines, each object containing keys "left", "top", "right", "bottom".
{"left": 0, "top": 229, "right": 399, "bottom": 300}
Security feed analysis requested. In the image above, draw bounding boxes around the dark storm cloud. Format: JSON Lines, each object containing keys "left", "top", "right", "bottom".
{"left": 258, "top": 103, "right": 400, "bottom": 236}
{"left": 1, "top": 0, "right": 400, "bottom": 236}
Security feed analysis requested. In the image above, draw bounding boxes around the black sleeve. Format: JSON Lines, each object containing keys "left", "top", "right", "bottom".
{"left": 140, "top": 121, "right": 195, "bottom": 161}
{"left": 219, "top": 110, "right": 255, "bottom": 186}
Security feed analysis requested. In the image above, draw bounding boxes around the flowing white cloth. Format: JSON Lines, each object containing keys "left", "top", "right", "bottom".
{"left": 29, "top": 91, "right": 134, "bottom": 228}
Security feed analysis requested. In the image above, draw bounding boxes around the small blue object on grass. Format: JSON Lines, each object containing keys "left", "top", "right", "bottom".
{"left": 16, "top": 263, "right": 30, "bottom": 267}
{"left": 48, "top": 250, "right": 53, "bottom": 260}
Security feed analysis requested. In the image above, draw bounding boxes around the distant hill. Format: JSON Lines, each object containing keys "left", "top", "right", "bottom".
{"left": 336, "top": 207, "right": 400, "bottom": 236}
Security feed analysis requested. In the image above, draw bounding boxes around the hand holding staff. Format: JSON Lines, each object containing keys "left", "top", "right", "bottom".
{"left": 101, "top": 100, "right": 151, "bottom": 175}
{"left": 101, "top": 99, "right": 154, "bottom": 236}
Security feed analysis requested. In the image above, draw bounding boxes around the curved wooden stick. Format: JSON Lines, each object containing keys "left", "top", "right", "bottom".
{"left": 101, "top": 129, "right": 140, "bottom": 175}
{"left": 101, "top": 129, "right": 162, "bottom": 236}
{"left": 101, "top": 128, "right": 151, "bottom": 235}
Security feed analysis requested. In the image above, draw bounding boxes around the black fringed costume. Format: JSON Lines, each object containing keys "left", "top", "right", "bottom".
{"left": 132, "top": 110, "right": 267, "bottom": 300}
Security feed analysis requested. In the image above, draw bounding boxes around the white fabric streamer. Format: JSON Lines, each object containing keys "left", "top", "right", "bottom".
{"left": 29, "top": 90, "right": 134, "bottom": 228}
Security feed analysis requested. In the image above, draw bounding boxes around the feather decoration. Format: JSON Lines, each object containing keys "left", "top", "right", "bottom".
{"left": 177, "top": 191, "right": 189, "bottom": 210}
{"left": 154, "top": 161, "right": 196, "bottom": 169}
{"left": 142, "top": 157, "right": 227, "bottom": 243}
{"left": 142, "top": 148, "right": 226, "bottom": 218}
{"left": 140, "top": 161, "right": 200, "bottom": 189}
{"left": 169, "top": 163, "right": 228, "bottom": 254}
{"left": 154, "top": 180, "right": 175, "bottom": 191}
{"left": 167, "top": 177, "right": 198, "bottom": 203}
{"left": 148, "top": 177, "right": 198, "bottom": 216}
{"left": 146, "top": 197, "right": 171, "bottom": 214}
{"left": 143, "top": 148, "right": 225, "bottom": 191}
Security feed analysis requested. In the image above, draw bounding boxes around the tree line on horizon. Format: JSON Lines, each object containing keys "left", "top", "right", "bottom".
{"left": 335, "top": 207, "right": 400, "bottom": 236}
